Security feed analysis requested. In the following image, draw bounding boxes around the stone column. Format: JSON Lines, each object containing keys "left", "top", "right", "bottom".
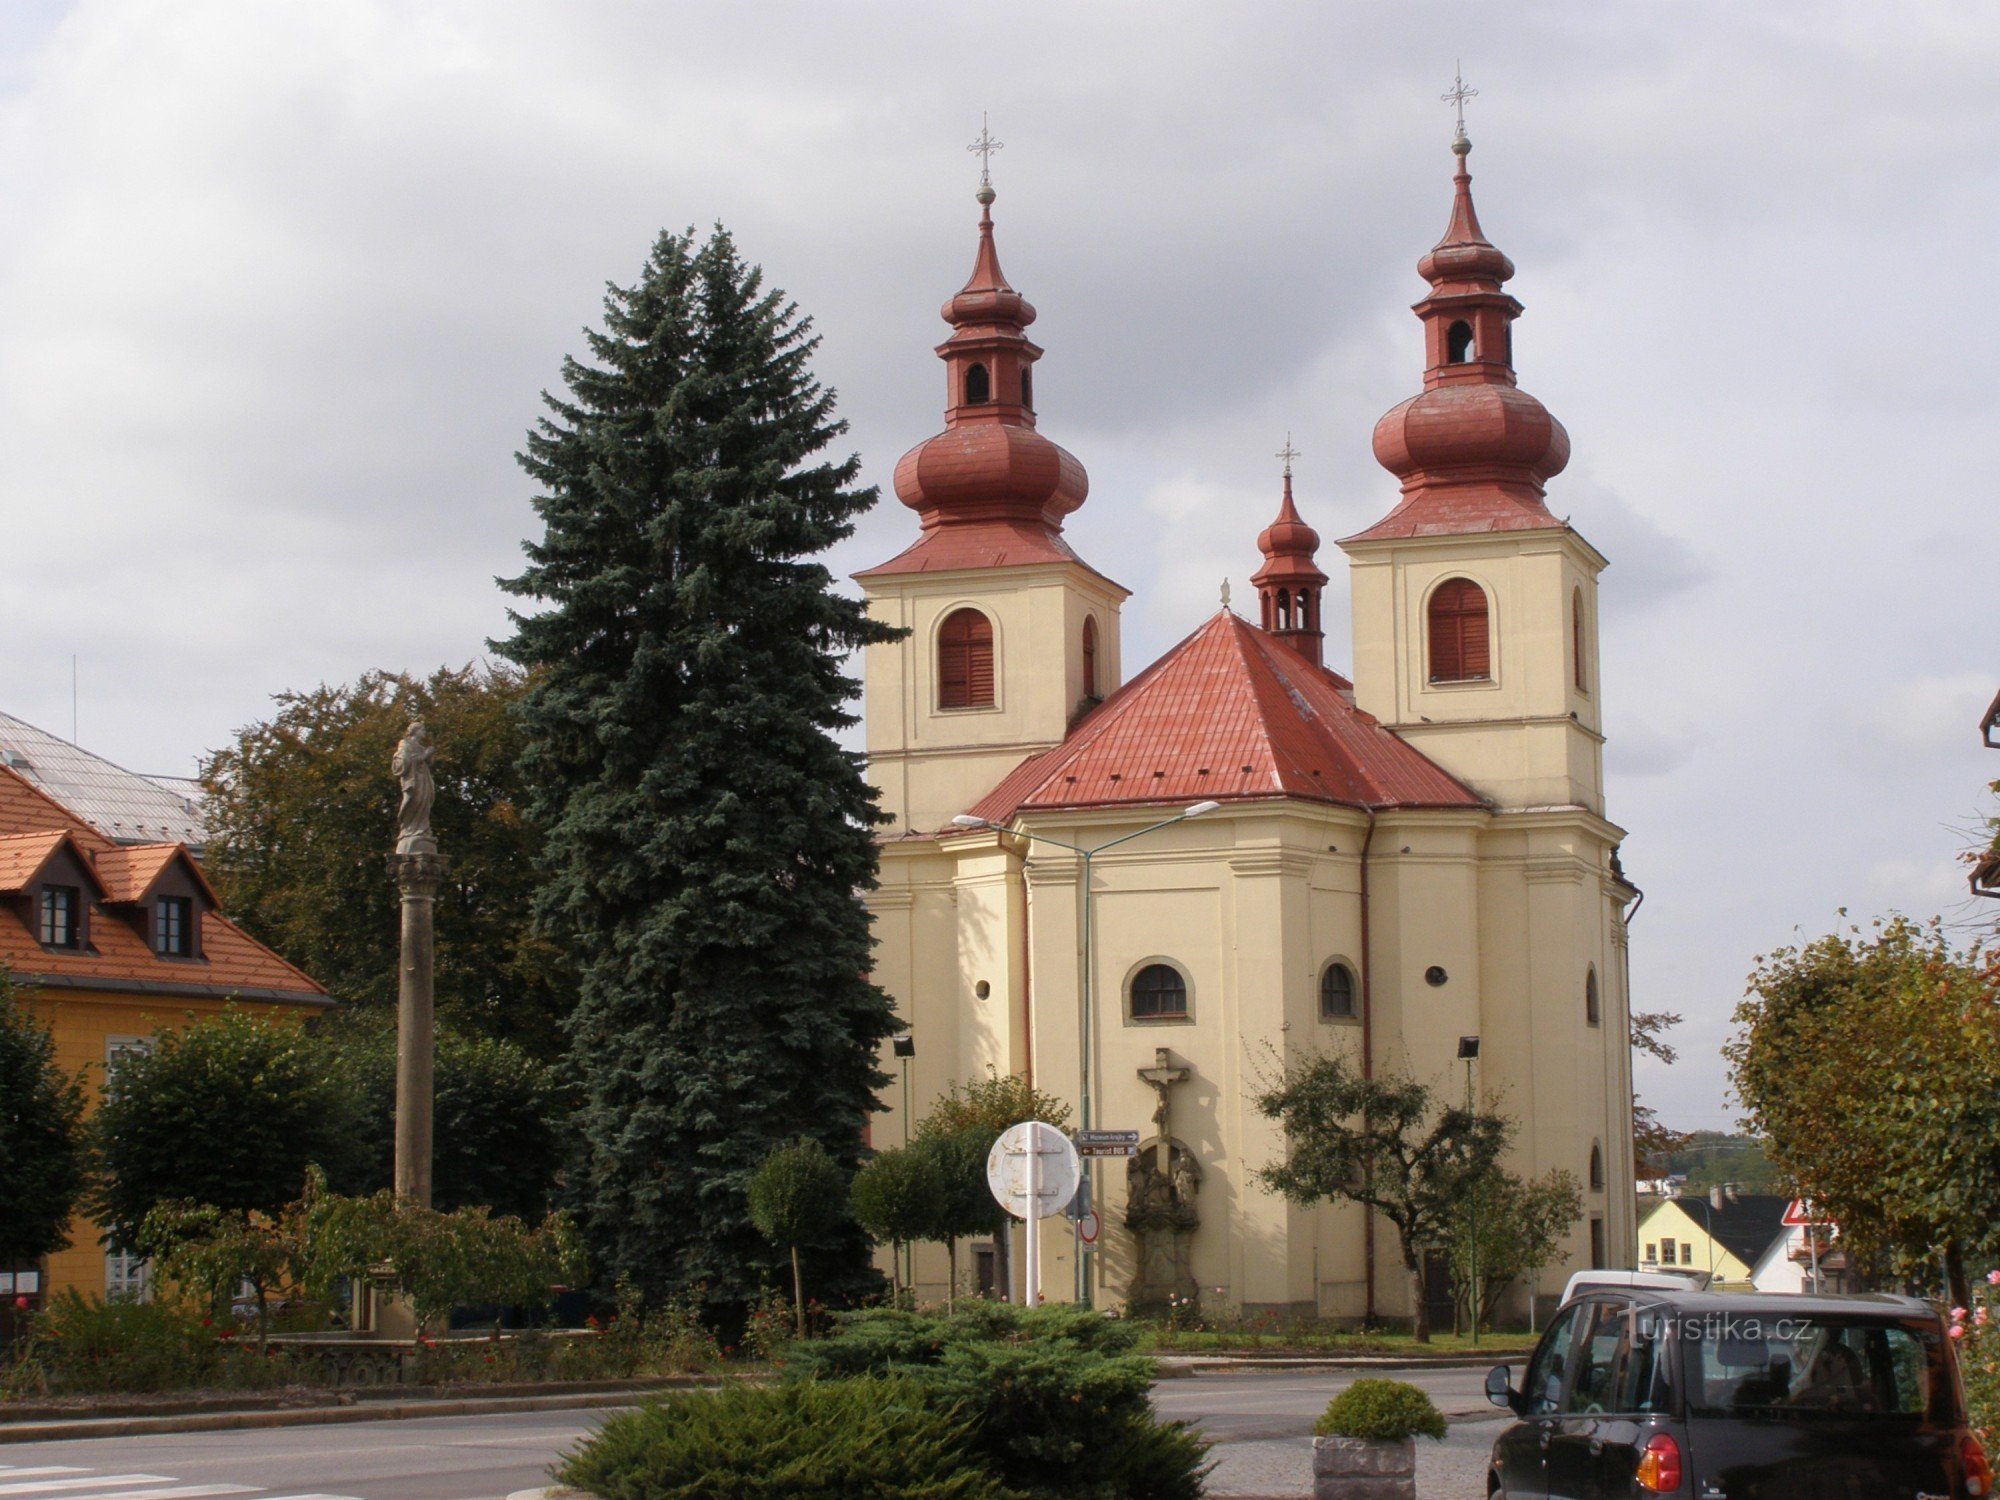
{"left": 386, "top": 848, "right": 446, "bottom": 1207}
{"left": 388, "top": 719, "right": 444, "bottom": 1209}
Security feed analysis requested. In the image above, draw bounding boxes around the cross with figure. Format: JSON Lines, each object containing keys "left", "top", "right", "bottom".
{"left": 967, "top": 113, "right": 1003, "bottom": 188}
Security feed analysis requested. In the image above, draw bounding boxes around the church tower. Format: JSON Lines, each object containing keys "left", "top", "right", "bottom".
{"left": 855, "top": 169, "right": 1128, "bottom": 834}
{"left": 1250, "top": 446, "right": 1329, "bottom": 668}
{"left": 1339, "top": 128, "right": 1606, "bottom": 813}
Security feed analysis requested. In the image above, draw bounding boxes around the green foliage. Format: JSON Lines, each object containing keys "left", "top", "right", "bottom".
{"left": 1313, "top": 1378, "right": 1447, "bottom": 1442}
{"left": 1654, "top": 1131, "right": 1785, "bottom": 1194}
{"left": 495, "top": 223, "right": 899, "bottom": 1315}
{"left": 558, "top": 1378, "right": 1018, "bottom": 1500}
{"left": 332, "top": 1021, "right": 572, "bottom": 1220}
{"left": 851, "top": 1145, "right": 946, "bottom": 1297}
{"left": 89, "top": 1009, "right": 367, "bottom": 1249}
{"left": 138, "top": 1196, "right": 308, "bottom": 1350}
{"left": 11, "top": 1291, "right": 299, "bottom": 1395}
{"left": 1443, "top": 1168, "right": 1584, "bottom": 1333}
{"left": 0, "top": 976, "right": 87, "bottom": 1264}
{"left": 917, "top": 1070, "right": 1073, "bottom": 1141}
{"left": 748, "top": 1139, "right": 849, "bottom": 1336}
{"left": 200, "top": 665, "right": 572, "bottom": 1058}
{"left": 1254, "top": 1052, "right": 1509, "bottom": 1341}
{"left": 301, "top": 1186, "right": 584, "bottom": 1333}
{"left": 1726, "top": 917, "right": 2000, "bottom": 1296}
{"left": 788, "top": 1305, "right": 1210, "bottom": 1500}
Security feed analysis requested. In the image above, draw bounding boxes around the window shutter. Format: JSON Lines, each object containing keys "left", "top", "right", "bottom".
{"left": 938, "top": 610, "right": 995, "bottom": 709}
{"left": 1428, "top": 579, "right": 1490, "bottom": 683}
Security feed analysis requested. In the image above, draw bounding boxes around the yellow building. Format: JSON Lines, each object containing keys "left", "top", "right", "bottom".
{"left": 857, "top": 136, "right": 1637, "bottom": 1325}
{"left": 0, "top": 760, "right": 328, "bottom": 1303}
{"left": 1636, "top": 1194, "right": 1793, "bottom": 1291}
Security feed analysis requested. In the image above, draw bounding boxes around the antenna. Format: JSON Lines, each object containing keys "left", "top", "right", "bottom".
{"left": 71, "top": 656, "right": 78, "bottom": 744}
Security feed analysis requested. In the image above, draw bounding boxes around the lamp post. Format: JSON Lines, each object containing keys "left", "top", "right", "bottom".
{"left": 892, "top": 1033, "right": 916, "bottom": 1295}
{"left": 1457, "top": 1035, "right": 1480, "bottom": 1344}
{"left": 952, "top": 799, "right": 1221, "bottom": 1308}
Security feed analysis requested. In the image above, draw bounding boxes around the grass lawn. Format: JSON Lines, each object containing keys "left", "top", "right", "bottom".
{"left": 1134, "top": 1327, "right": 1541, "bottom": 1358}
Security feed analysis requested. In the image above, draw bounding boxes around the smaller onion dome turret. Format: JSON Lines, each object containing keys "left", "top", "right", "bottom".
{"left": 890, "top": 184, "right": 1088, "bottom": 536}
{"left": 1351, "top": 131, "right": 1571, "bottom": 543}
{"left": 1250, "top": 447, "right": 1329, "bottom": 667}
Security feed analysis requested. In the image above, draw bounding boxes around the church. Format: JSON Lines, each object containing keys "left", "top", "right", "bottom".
{"left": 857, "top": 125, "right": 1637, "bottom": 1325}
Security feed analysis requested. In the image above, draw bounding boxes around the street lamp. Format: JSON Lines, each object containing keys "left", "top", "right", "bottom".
{"left": 1457, "top": 1035, "right": 1480, "bottom": 1345}
{"left": 891, "top": 1033, "right": 916, "bottom": 1294}
{"left": 952, "top": 799, "right": 1221, "bottom": 1307}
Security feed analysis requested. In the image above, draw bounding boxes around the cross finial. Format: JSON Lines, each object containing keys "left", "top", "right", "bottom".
{"left": 1276, "top": 434, "right": 1300, "bottom": 480}
{"left": 967, "top": 112, "right": 1004, "bottom": 190}
{"left": 1442, "top": 62, "right": 1477, "bottom": 141}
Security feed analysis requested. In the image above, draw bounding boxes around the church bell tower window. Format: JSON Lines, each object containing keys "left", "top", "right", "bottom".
{"left": 937, "top": 608, "right": 996, "bottom": 710}
{"left": 1081, "top": 616, "right": 1098, "bottom": 699}
{"left": 1427, "top": 578, "right": 1491, "bottom": 683}
{"left": 1446, "top": 319, "right": 1475, "bottom": 363}
{"left": 964, "top": 362, "right": 990, "bottom": 404}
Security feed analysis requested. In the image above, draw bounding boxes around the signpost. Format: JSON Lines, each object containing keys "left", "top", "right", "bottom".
{"left": 988, "top": 1121, "right": 1081, "bottom": 1306}
{"left": 1074, "top": 1129, "right": 1140, "bottom": 1159}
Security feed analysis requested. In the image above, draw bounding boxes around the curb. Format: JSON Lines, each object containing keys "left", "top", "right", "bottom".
{"left": 0, "top": 1388, "right": 694, "bottom": 1445}
{"left": 1155, "top": 1354, "right": 1515, "bottom": 1374}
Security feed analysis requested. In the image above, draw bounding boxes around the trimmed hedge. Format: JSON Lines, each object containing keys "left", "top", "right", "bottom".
{"left": 1314, "top": 1378, "right": 1448, "bottom": 1442}
{"left": 557, "top": 1378, "right": 1014, "bottom": 1499}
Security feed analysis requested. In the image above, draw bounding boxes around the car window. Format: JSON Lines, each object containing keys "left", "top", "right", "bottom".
{"left": 1523, "top": 1304, "right": 1586, "bottom": 1416}
{"left": 1682, "top": 1315, "right": 1949, "bottom": 1420}
{"left": 1563, "top": 1301, "right": 1627, "bottom": 1414}
{"left": 1611, "top": 1304, "right": 1668, "bottom": 1414}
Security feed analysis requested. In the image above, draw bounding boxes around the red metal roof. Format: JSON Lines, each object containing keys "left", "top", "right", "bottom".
{"left": 965, "top": 611, "right": 1482, "bottom": 824}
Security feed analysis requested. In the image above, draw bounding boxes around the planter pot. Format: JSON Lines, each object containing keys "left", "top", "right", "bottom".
{"left": 1313, "top": 1434, "right": 1415, "bottom": 1500}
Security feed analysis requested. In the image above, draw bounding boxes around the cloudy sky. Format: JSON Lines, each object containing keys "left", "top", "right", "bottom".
{"left": 0, "top": 1, "right": 1992, "bottom": 1128}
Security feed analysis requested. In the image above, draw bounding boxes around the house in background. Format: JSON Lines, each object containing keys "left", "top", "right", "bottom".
{"left": 0, "top": 760, "right": 327, "bottom": 1305}
{"left": 0, "top": 709, "right": 206, "bottom": 853}
{"left": 1636, "top": 1192, "right": 1790, "bottom": 1290}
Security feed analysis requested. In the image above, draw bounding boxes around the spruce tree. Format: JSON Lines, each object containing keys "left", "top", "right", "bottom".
{"left": 497, "top": 226, "right": 899, "bottom": 1314}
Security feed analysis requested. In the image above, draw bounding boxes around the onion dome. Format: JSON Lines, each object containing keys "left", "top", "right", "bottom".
{"left": 1250, "top": 452, "right": 1329, "bottom": 667}
{"left": 1350, "top": 133, "right": 1570, "bottom": 543}
{"left": 890, "top": 187, "right": 1089, "bottom": 536}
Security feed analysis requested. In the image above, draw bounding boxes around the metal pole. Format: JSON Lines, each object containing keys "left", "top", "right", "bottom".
{"left": 1466, "top": 1056, "right": 1478, "bottom": 1346}
{"left": 901, "top": 1055, "right": 912, "bottom": 1299}
{"left": 1077, "top": 848, "right": 1093, "bottom": 1308}
{"left": 1025, "top": 1130, "right": 1040, "bottom": 1307}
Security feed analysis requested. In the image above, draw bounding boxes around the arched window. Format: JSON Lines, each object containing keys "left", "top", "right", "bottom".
{"left": 1427, "top": 578, "right": 1491, "bottom": 683}
{"left": 1020, "top": 365, "right": 1033, "bottom": 409}
{"left": 1081, "top": 616, "right": 1098, "bottom": 699}
{"left": 937, "top": 608, "right": 995, "bottom": 709}
{"left": 1319, "top": 962, "right": 1356, "bottom": 1021}
{"left": 1446, "top": 320, "right": 1475, "bottom": 363}
{"left": 1585, "top": 966, "right": 1600, "bottom": 1026}
{"left": 1130, "top": 963, "right": 1188, "bottom": 1020}
{"left": 1589, "top": 1144, "right": 1605, "bottom": 1193}
{"left": 964, "top": 363, "right": 990, "bottom": 404}
{"left": 1572, "top": 587, "right": 1587, "bottom": 692}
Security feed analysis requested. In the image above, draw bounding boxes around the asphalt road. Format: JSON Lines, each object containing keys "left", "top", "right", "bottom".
{"left": 0, "top": 1368, "right": 1504, "bottom": 1500}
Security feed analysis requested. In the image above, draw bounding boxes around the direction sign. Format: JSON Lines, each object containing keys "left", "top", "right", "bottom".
{"left": 1075, "top": 1128, "right": 1140, "bottom": 1158}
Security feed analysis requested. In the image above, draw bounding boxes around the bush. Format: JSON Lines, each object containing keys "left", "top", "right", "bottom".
{"left": 787, "top": 1305, "right": 1208, "bottom": 1500}
{"left": 557, "top": 1377, "right": 1016, "bottom": 1499}
{"left": 13, "top": 1291, "right": 304, "bottom": 1395}
{"left": 1314, "top": 1378, "right": 1448, "bottom": 1442}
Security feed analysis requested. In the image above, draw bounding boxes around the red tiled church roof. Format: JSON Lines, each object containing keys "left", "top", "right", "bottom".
{"left": 965, "top": 611, "right": 1482, "bottom": 825}
{"left": 0, "top": 764, "right": 327, "bottom": 1004}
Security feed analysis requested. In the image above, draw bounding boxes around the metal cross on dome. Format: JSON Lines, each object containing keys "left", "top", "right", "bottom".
{"left": 967, "top": 113, "right": 1004, "bottom": 188}
{"left": 1276, "top": 435, "right": 1300, "bottom": 479}
{"left": 1442, "top": 63, "right": 1478, "bottom": 138}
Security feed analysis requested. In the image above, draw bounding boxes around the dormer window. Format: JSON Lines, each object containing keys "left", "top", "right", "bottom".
{"left": 154, "top": 896, "right": 192, "bottom": 957}
{"left": 39, "top": 886, "right": 80, "bottom": 949}
{"left": 964, "top": 363, "right": 991, "bottom": 405}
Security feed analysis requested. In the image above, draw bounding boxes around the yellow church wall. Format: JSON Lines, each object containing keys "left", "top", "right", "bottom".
{"left": 20, "top": 987, "right": 306, "bottom": 1301}
{"left": 860, "top": 562, "right": 1128, "bottom": 835}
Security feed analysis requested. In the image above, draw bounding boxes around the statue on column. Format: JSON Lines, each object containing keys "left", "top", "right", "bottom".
{"left": 1126, "top": 1047, "right": 1200, "bottom": 1311}
{"left": 392, "top": 721, "right": 437, "bottom": 855}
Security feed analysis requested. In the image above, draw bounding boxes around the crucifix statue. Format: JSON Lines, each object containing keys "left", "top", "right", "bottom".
{"left": 1128, "top": 1048, "right": 1200, "bottom": 1308}
{"left": 1140, "top": 1047, "right": 1190, "bottom": 1140}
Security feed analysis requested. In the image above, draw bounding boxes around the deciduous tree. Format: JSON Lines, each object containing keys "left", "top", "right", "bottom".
{"left": 1255, "top": 1055, "right": 1507, "bottom": 1341}
{"left": 915, "top": 1072, "right": 1072, "bottom": 1303}
{"left": 1442, "top": 1167, "right": 1583, "bottom": 1333}
{"left": 497, "top": 225, "right": 899, "bottom": 1314}
{"left": 1727, "top": 916, "right": 2000, "bottom": 1306}
{"left": 0, "top": 976, "right": 87, "bottom": 1266}
{"left": 201, "top": 666, "right": 571, "bottom": 1057}
{"left": 747, "top": 1140, "right": 849, "bottom": 1337}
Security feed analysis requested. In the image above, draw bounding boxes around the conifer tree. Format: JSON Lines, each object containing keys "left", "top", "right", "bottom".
{"left": 497, "top": 226, "right": 899, "bottom": 1313}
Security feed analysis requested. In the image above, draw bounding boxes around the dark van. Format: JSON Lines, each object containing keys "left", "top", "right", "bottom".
{"left": 1484, "top": 1289, "right": 1991, "bottom": 1499}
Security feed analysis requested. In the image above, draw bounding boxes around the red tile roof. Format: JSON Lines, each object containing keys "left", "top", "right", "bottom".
{"left": 0, "top": 765, "right": 326, "bottom": 1004}
{"left": 0, "top": 831, "right": 73, "bottom": 893}
{"left": 965, "top": 611, "right": 1482, "bottom": 824}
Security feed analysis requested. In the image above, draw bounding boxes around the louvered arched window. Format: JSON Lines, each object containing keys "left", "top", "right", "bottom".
{"left": 1081, "top": 616, "right": 1098, "bottom": 699}
{"left": 1319, "top": 962, "right": 1356, "bottom": 1021}
{"left": 1585, "top": 966, "right": 1601, "bottom": 1026}
{"left": 937, "top": 608, "right": 995, "bottom": 709}
{"left": 1428, "top": 578, "right": 1491, "bottom": 683}
{"left": 1572, "top": 587, "right": 1587, "bottom": 691}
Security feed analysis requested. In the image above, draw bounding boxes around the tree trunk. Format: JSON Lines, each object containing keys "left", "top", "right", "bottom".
{"left": 790, "top": 1246, "right": 806, "bottom": 1340}
{"left": 1945, "top": 1240, "right": 1972, "bottom": 1311}
{"left": 255, "top": 1284, "right": 271, "bottom": 1355}
{"left": 890, "top": 1241, "right": 904, "bottom": 1304}
{"left": 995, "top": 1225, "right": 1012, "bottom": 1302}
{"left": 946, "top": 1238, "right": 957, "bottom": 1313}
{"left": 1408, "top": 1261, "right": 1430, "bottom": 1343}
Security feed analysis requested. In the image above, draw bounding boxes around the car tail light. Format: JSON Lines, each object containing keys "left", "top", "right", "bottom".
{"left": 1965, "top": 1432, "right": 1993, "bottom": 1498}
{"left": 1635, "top": 1433, "right": 1683, "bottom": 1494}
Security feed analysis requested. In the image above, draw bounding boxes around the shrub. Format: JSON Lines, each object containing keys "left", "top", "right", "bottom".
{"left": 1314, "top": 1378, "right": 1448, "bottom": 1442}
{"left": 788, "top": 1305, "right": 1208, "bottom": 1500}
{"left": 556, "top": 1377, "right": 1016, "bottom": 1499}
{"left": 14, "top": 1291, "right": 303, "bottom": 1395}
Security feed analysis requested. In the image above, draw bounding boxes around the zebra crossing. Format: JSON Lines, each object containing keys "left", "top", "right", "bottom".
{"left": 0, "top": 1463, "right": 361, "bottom": 1500}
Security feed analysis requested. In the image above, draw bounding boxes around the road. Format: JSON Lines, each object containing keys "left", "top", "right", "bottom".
{"left": 0, "top": 1368, "right": 1508, "bottom": 1500}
